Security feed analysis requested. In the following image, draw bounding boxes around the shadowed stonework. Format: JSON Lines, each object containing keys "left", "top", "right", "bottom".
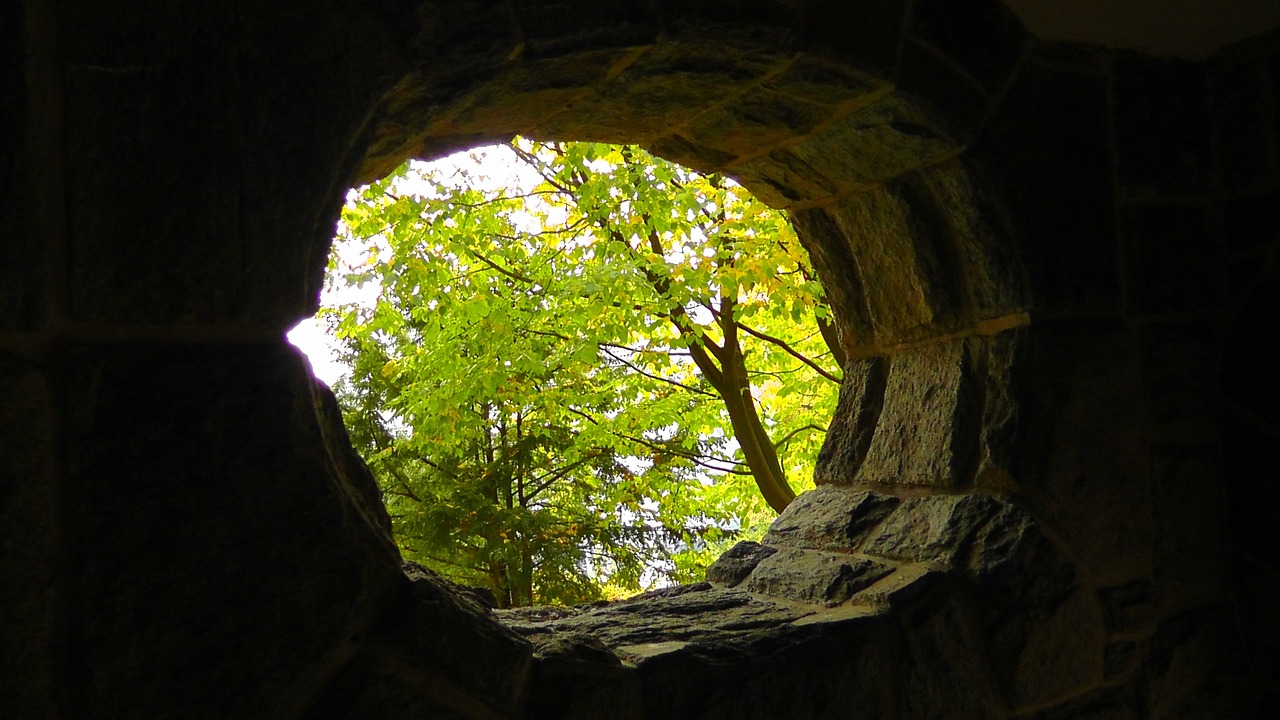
{"left": 2, "top": 1, "right": 1278, "bottom": 718}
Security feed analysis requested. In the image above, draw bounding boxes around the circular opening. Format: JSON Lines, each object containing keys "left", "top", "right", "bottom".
{"left": 294, "top": 139, "right": 843, "bottom": 606}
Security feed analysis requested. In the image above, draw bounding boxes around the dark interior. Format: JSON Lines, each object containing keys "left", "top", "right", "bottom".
{"left": 3, "top": 1, "right": 1278, "bottom": 718}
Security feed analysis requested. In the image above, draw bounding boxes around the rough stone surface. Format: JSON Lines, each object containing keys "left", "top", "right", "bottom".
{"left": 787, "top": 94, "right": 957, "bottom": 192}
{"left": 863, "top": 493, "right": 1004, "bottom": 566}
{"left": 986, "top": 587, "right": 1107, "bottom": 708}
{"left": 896, "top": 36, "right": 990, "bottom": 140}
{"left": 1014, "top": 330, "right": 1155, "bottom": 586}
{"left": 523, "top": 632, "right": 643, "bottom": 720}
{"left": 763, "top": 484, "right": 900, "bottom": 550}
{"left": 1, "top": 2, "right": 34, "bottom": 331}
{"left": 1210, "top": 53, "right": 1273, "bottom": 192}
{"left": 0, "top": 363, "right": 56, "bottom": 715}
{"left": 812, "top": 356, "right": 888, "bottom": 484}
{"left": 909, "top": 0, "right": 1028, "bottom": 93}
{"left": 499, "top": 583, "right": 815, "bottom": 648}
{"left": 919, "top": 160, "right": 1028, "bottom": 317}
{"left": 705, "top": 541, "right": 778, "bottom": 587}
{"left": 854, "top": 339, "right": 984, "bottom": 488}
{"left": 1023, "top": 688, "right": 1139, "bottom": 720}
{"left": 1142, "top": 610, "right": 1249, "bottom": 719}
{"left": 963, "top": 499, "right": 1078, "bottom": 609}
{"left": 62, "top": 345, "right": 403, "bottom": 718}
{"left": 971, "top": 54, "right": 1121, "bottom": 315}
{"left": 889, "top": 589, "right": 1006, "bottom": 718}
{"left": 1150, "top": 447, "right": 1228, "bottom": 617}
{"left": 1138, "top": 324, "right": 1221, "bottom": 443}
{"left": 61, "top": 1, "right": 414, "bottom": 325}
{"left": 302, "top": 659, "right": 471, "bottom": 720}
{"left": 330, "top": 565, "right": 534, "bottom": 720}
{"left": 789, "top": 207, "right": 877, "bottom": 350}
{"left": 1, "top": 2, "right": 1273, "bottom": 718}
{"left": 1121, "top": 202, "right": 1222, "bottom": 314}
{"left": 744, "top": 548, "right": 894, "bottom": 606}
{"left": 826, "top": 186, "right": 954, "bottom": 340}
{"left": 1112, "top": 55, "right": 1212, "bottom": 196}
{"left": 975, "top": 330, "right": 1023, "bottom": 492}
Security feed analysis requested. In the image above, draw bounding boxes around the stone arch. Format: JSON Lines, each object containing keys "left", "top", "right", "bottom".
{"left": 341, "top": 2, "right": 1032, "bottom": 498}
{"left": 310, "top": 6, "right": 1091, "bottom": 716}
{"left": 3, "top": 0, "right": 1262, "bottom": 718}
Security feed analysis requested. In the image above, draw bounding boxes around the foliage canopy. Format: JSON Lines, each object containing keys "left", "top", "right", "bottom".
{"left": 324, "top": 140, "right": 841, "bottom": 606}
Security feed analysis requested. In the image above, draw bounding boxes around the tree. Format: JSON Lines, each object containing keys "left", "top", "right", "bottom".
{"left": 324, "top": 139, "right": 840, "bottom": 605}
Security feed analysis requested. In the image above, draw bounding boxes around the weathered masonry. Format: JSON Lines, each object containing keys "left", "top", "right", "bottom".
{"left": 3, "top": 1, "right": 1279, "bottom": 718}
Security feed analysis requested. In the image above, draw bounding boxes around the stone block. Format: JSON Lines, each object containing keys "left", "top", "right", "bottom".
{"left": 1121, "top": 202, "right": 1222, "bottom": 315}
{"left": 916, "top": 160, "right": 1028, "bottom": 317}
{"left": 0, "top": 361, "right": 57, "bottom": 716}
{"left": 62, "top": 1, "right": 409, "bottom": 326}
{"left": 729, "top": 148, "right": 838, "bottom": 207}
{"left": 745, "top": 548, "right": 894, "bottom": 605}
{"left": 823, "top": 188, "right": 948, "bottom": 341}
{"left": 975, "top": 330, "right": 1023, "bottom": 490}
{"left": 1223, "top": 187, "right": 1280, "bottom": 256}
{"left": 963, "top": 499, "right": 1078, "bottom": 609}
{"left": 785, "top": 93, "right": 959, "bottom": 191}
{"left": 1103, "top": 640, "right": 1140, "bottom": 684}
{"left": 1014, "top": 329, "right": 1154, "bottom": 586}
{"left": 1211, "top": 56, "right": 1273, "bottom": 192}
{"left": 302, "top": 656, "right": 472, "bottom": 720}
{"left": 1150, "top": 447, "right": 1228, "bottom": 617}
{"left": 680, "top": 86, "right": 833, "bottom": 160}
{"left": 1221, "top": 410, "right": 1280, "bottom": 566}
{"left": 645, "top": 133, "right": 738, "bottom": 173}
{"left": 813, "top": 357, "right": 889, "bottom": 484}
{"left": 499, "top": 584, "right": 813, "bottom": 648}
{"left": 1137, "top": 324, "right": 1220, "bottom": 442}
{"left": 890, "top": 589, "right": 1006, "bottom": 718}
{"left": 1112, "top": 56, "right": 1212, "bottom": 196}
{"left": 788, "top": 207, "right": 876, "bottom": 349}
{"left": 62, "top": 343, "right": 404, "bottom": 717}
{"left": 1021, "top": 688, "right": 1138, "bottom": 720}
{"left": 706, "top": 541, "right": 778, "bottom": 587}
{"left": 762, "top": 56, "right": 887, "bottom": 107}
{"left": 1098, "top": 580, "right": 1158, "bottom": 635}
{"left": 800, "top": 0, "right": 908, "bottom": 76}
{"left": 1220, "top": 256, "right": 1280, "bottom": 424}
{"left": 862, "top": 493, "right": 1003, "bottom": 566}
{"left": 862, "top": 491, "right": 1081, "bottom": 620}
{"left": 0, "top": 1, "right": 37, "bottom": 331}
{"left": 896, "top": 37, "right": 990, "bottom": 141}
{"left": 445, "top": 51, "right": 625, "bottom": 136}
{"left": 1143, "top": 611, "right": 1249, "bottom": 719}
{"left": 908, "top": 0, "right": 1027, "bottom": 94}
{"left": 65, "top": 62, "right": 244, "bottom": 323}
{"left": 540, "top": 42, "right": 785, "bottom": 143}
{"left": 762, "top": 484, "right": 900, "bottom": 550}
{"left": 854, "top": 339, "right": 983, "bottom": 488}
{"left": 631, "top": 603, "right": 898, "bottom": 719}
{"left": 513, "top": 0, "right": 659, "bottom": 56}
{"left": 524, "top": 633, "right": 643, "bottom": 720}
{"left": 362, "top": 566, "right": 534, "bottom": 718}
{"left": 970, "top": 58, "right": 1120, "bottom": 315}
{"left": 1273, "top": 48, "right": 1280, "bottom": 170}
{"left": 986, "top": 588, "right": 1106, "bottom": 710}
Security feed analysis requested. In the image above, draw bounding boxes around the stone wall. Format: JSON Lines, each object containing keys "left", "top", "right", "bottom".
{"left": 1, "top": 1, "right": 1276, "bottom": 718}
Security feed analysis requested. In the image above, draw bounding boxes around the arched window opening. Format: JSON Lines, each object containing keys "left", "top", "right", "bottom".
{"left": 291, "top": 139, "right": 844, "bottom": 607}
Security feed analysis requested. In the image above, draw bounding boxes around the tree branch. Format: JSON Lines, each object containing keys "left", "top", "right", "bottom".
{"left": 601, "top": 346, "right": 716, "bottom": 397}
{"left": 772, "top": 423, "right": 827, "bottom": 451}
{"left": 734, "top": 321, "right": 842, "bottom": 384}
